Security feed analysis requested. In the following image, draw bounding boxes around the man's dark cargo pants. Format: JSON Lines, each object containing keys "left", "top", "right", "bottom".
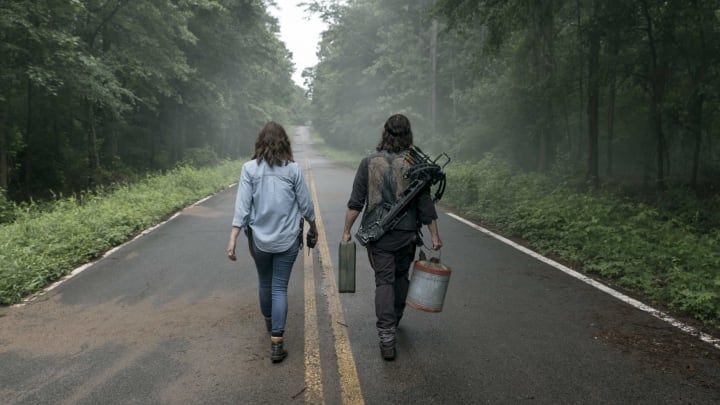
{"left": 367, "top": 243, "right": 416, "bottom": 330}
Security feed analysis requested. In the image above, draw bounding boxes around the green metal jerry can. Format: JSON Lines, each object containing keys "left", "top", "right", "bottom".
{"left": 338, "top": 240, "right": 356, "bottom": 293}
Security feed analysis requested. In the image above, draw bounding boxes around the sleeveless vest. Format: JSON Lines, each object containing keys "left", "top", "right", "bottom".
{"left": 362, "top": 151, "right": 417, "bottom": 232}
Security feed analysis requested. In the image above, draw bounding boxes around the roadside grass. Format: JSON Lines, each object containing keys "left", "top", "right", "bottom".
{"left": 0, "top": 161, "right": 242, "bottom": 305}
{"left": 444, "top": 155, "right": 720, "bottom": 326}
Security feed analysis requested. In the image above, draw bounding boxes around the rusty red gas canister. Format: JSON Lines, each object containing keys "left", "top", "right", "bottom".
{"left": 406, "top": 257, "right": 452, "bottom": 312}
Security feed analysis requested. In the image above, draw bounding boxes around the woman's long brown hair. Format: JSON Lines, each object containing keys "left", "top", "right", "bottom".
{"left": 253, "top": 121, "right": 294, "bottom": 166}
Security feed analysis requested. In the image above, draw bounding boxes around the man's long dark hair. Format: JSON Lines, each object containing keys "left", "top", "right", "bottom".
{"left": 253, "top": 121, "right": 294, "bottom": 166}
{"left": 376, "top": 114, "right": 413, "bottom": 153}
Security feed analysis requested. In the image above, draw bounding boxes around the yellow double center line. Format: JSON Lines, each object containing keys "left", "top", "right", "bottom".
{"left": 304, "top": 160, "right": 364, "bottom": 405}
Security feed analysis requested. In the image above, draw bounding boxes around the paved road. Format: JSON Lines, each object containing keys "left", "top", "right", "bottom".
{"left": 1, "top": 126, "right": 719, "bottom": 404}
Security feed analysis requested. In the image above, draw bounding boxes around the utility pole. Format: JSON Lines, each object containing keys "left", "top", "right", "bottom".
{"left": 430, "top": 18, "right": 438, "bottom": 137}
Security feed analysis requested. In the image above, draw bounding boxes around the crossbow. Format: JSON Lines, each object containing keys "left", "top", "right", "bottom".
{"left": 355, "top": 146, "right": 450, "bottom": 246}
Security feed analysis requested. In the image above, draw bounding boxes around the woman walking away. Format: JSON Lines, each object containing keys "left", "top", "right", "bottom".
{"left": 227, "top": 121, "right": 318, "bottom": 363}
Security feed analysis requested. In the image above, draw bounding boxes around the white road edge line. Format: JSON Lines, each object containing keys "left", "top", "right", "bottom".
{"left": 446, "top": 212, "right": 720, "bottom": 351}
{"left": 14, "top": 192, "right": 222, "bottom": 307}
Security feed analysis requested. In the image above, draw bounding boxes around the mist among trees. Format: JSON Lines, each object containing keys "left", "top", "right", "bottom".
{"left": 304, "top": 0, "right": 720, "bottom": 324}
{"left": 4, "top": 0, "right": 719, "bottom": 201}
{"left": 0, "top": 0, "right": 307, "bottom": 201}
{"left": 307, "top": 0, "right": 720, "bottom": 192}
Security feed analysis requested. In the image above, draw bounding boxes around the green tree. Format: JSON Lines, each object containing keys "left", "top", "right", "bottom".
{"left": 0, "top": 0, "right": 299, "bottom": 201}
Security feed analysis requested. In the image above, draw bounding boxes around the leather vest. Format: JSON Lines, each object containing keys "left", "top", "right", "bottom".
{"left": 363, "top": 151, "right": 417, "bottom": 231}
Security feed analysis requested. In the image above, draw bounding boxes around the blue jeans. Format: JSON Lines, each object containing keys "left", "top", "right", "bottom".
{"left": 252, "top": 239, "right": 300, "bottom": 337}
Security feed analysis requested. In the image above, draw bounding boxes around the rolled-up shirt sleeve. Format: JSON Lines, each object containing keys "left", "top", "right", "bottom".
{"left": 347, "top": 158, "right": 368, "bottom": 212}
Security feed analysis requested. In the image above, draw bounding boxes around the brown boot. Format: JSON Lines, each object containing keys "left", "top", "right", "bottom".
{"left": 271, "top": 338, "right": 287, "bottom": 363}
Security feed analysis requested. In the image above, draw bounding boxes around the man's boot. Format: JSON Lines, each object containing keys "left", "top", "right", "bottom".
{"left": 378, "top": 327, "right": 396, "bottom": 360}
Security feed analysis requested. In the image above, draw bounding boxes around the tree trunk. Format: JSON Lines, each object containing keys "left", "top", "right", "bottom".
{"left": 24, "top": 77, "right": 33, "bottom": 197}
{"left": 606, "top": 32, "right": 619, "bottom": 179}
{"left": 110, "top": 128, "right": 119, "bottom": 161}
{"left": 689, "top": 93, "right": 703, "bottom": 188}
{"left": 451, "top": 73, "right": 458, "bottom": 143}
{"left": 430, "top": 18, "right": 438, "bottom": 137}
{"left": 575, "top": 0, "right": 584, "bottom": 162}
{"left": 173, "top": 104, "right": 186, "bottom": 164}
{"left": 586, "top": 0, "right": 600, "bottom": 189}
{"left": 606, "top": 75, "right": 616, "bottom": 178}
{"left": 0, "top": 102, "right": 8, "bottom": 193}
{"left": 641, "top": 0, "right": 667, "bottom": 191}
{"left": 649, "top": 70, "right": 667, "bottom": 191}
{"left": 86, "top": 102, "right": 100, "bottom": 188}
{"left": 537, "top": 0, "right": 556, "bottom": 173}
{"left": 688, "top": 0, "right": 708, "bottom": 189}
{"left": 686, "top": 62, "right": 706, "bottom": 189}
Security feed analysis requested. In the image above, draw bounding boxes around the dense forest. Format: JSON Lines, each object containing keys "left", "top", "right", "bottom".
{"left": 5, "top": 0, "right": 719, "bottom": 199}
{"left": 308, "top": 0, "right": 720, "bottom": 191}
{"left": 0, "top": 0, "right": 307, "bottom": 202}
{"left": 2, "top": 1, "right": 719, "bottom": 320}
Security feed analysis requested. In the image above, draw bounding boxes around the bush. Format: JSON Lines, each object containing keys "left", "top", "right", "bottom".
{"left": 0, "top": 189, "right": 16, "bottom": 224}
{"left": 180, "top": 146, "right": 221, "bottom": 168}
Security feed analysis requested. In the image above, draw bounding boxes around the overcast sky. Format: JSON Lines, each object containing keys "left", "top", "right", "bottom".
{"left": 268, "top": 1, "right": 327, "bottom": 88}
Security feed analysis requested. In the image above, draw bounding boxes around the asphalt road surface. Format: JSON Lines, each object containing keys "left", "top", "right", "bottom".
{"left": 1, "top": 126, "right": 719, "bottom": 404}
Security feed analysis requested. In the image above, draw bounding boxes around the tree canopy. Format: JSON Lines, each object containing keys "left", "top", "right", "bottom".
{"left": 308, "top": 0, "right": 720, "bottom": 190}
{"left": 0, "top": 0, "right": 306, "bottom": 200}
{"left": 5, "top": 0, "right": 720, "bottom": 199}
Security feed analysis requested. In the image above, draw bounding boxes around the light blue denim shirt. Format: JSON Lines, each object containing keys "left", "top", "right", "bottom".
{"left": 232, "top": 159, "right": 315, "bottom": 253}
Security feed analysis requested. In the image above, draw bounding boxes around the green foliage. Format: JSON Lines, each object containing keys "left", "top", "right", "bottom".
{"left": 180, "top": 146, "right": 220, "bottom": 168}
{"left": 310, "top": 0, "right": 720, "bottom": 186}
{"left": 308, "top": 0, "right": 720, "bottom": 324}
{"left": 0, "top": 160, "right": 242, "bottom": 305}
{"left": 0, "top": 0, "right": 297, "bottom": 201}
{"left": 287, "top": 86, "right": 312, "bottom": 125}
{"left": 0, "top": 190, "right": 16, "bottom": 224}
{"left": 445, "top": 157, "right": 720, "bottom": 324}
{"left": 309, "top": 0, "right": 431, "bottom": 152}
